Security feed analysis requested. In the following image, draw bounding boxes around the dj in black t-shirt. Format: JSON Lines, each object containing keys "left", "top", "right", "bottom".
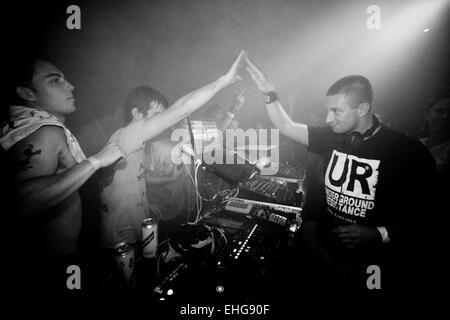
{"left": 245, "top": 60, "right": 440, "bottom": 292}
{"left": 308, "top": 121, "right": 438, "bottom": 267}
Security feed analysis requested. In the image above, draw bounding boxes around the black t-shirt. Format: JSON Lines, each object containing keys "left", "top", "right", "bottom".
{"left": 307, "top": 124, "right": 438, "bottom": 245}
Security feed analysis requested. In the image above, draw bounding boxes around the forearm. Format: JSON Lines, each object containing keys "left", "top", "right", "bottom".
{"left": 265, "top": 101, "right": 293, "bottom": 129}
{"left": 265, "top": 101, "right": 309, "bottom": 145}
{"left": 141, "top": 76, "right": 230, "bottom": 142}
{"left": 172, "top": 75, "right": 229, "bottom": 119}
{"left": 245, "top": 57, "right": 309, "bottom": 145}
{"left": 16, "top": 160, "right": 97, "bottom": 218}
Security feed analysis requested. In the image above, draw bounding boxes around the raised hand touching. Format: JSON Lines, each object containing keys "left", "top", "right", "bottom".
{"left": 245, "top": 57, "right": 275, "bottom": 93}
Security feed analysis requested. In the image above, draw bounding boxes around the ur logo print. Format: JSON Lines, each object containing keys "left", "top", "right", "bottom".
{"left": 325, "top": 150, "right": 380, "bottom": 223}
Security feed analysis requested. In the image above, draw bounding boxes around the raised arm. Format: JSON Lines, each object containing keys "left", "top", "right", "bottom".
{"left": 139, "top": 50, "right": 247, "bottom": 142}
{"left": 216, "top": 88, "right": 246, "bottom": 132}
{"left": 246, "top": 57, "right": 309, "bottom": 146}
{"left": 10, "top": 126, "right": 124, "bottom": 218}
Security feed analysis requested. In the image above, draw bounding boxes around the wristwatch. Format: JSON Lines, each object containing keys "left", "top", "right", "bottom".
{"left": 263, "top": 91, "right": 278, "bottom": 104}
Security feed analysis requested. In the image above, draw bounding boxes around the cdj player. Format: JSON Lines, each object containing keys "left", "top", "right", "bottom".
{"left": 237, "top": 175, "right": 303, "bottom": 207}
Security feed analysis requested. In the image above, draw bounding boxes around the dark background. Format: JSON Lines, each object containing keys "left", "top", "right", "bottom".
{"left": 5, "top": 0, "right": 450, "bottom": 156}
{"left": 2, "top": 1, "right": 448, "bottom": 309}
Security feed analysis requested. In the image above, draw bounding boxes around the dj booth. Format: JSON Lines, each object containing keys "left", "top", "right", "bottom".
{"left": 101, "top": 164, "right": 306, "bottom": 304}
{"left": 100, "top": 120, "right": 307, "bottom": 315}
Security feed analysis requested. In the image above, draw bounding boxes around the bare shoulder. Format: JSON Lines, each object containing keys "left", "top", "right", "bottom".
{"left": 11, "top": 125, "right": 67, "bottom": 156}
{"left": 9, "top": 125, "right": 68, "bottom": 180}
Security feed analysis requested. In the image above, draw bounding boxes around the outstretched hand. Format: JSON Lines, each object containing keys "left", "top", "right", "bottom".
{"left": 245, "top": 57, "right": 275, "bottom": 93}
{"left": 331, "top": 224, "right": 382, "bottom": 249}
{"left": 223, "top": 50, "right": 248, "bottom": 86}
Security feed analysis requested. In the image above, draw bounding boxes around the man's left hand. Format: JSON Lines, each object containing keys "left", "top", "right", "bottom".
{"left": 331, "top": 224, "right": 382, "bottom": 249}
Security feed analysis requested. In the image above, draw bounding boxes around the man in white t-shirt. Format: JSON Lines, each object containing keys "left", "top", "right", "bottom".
{"left": 99, "top": 50, "right": 247, "bottom": 248}
{"left": 2, "top": 58, "right": 125, "bottom": 294}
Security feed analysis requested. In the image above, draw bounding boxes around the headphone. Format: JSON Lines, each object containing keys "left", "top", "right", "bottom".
{"left": 342, "top": 115, "right": 380, "bottom": 152}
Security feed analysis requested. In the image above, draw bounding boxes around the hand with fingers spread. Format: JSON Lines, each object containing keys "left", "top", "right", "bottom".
{"left": 332, "top": 224, "right": 382, "bottom": 249}
{"left": 245, "top": 57, "right": 276, "bottom": 93}
{"left": 222, "top": 50, "right": 248, "bottom": 86}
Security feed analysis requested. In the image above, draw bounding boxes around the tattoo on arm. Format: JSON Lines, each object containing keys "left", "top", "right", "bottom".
{"left": 15, "top": 144, "right": 42, "bottom": 171}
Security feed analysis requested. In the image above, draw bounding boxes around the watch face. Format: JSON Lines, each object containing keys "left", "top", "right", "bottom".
{"left": 264, "top": 92, "right": 277, "bottom": 104}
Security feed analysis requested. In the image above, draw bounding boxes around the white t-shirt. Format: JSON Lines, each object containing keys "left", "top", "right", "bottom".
{"left": 99, "top": 121, "right": 149, "bottom": 248}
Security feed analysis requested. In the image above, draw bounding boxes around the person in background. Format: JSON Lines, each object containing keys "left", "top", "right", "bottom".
{"left": 114, "top": 86, "right": 190, "bottom": 241}
{"left": 98, "top": 50, "right": 247, "bottom": 249}
{"left": 420, "top": 96, "right": 449, "bottom": 178}
{"left": 195, "top": 87, "right": 246, "bottom": 132}
{"left": 180, "top": 88, "right": 247, "bottom": 198}
{"left": 144, "top": 133, "right": 189, "bottom": 241}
